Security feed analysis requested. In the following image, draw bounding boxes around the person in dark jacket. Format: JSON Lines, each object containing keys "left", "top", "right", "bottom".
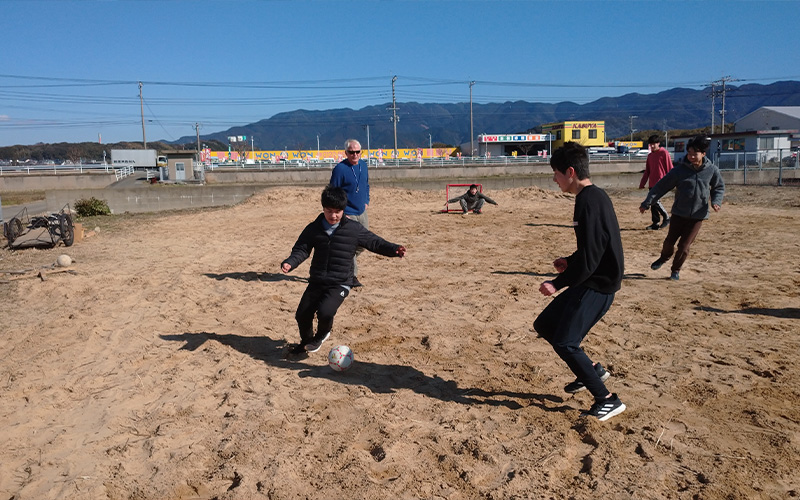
{"left": 281, "top": 185, "right": 406, "bottom": 356}
{"left": 446, "top": 184, "right": 498, "bottom": 214}
{"left": 640, "top": 135, "right": 724, "bottom": 281}
{"left": 534, "top": 141, "right": 626, "bottom": 422}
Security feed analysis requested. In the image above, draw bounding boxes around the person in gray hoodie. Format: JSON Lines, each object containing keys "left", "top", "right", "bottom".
{"left": 640, "top": 135, "right": 724, "bottom": 281}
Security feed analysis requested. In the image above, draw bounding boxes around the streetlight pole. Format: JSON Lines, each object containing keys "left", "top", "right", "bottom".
{"left": 366, "top": 125, "right": 371, "bottom": 165}
{"left": 390, "top": 76, "right": 399, "bottom": 160}
{"left": 139, "top": 81, "right": 146, "bottom": 149}
{"left": 469, "top": 81, "right": 475, "bottom": 156}
{"left": 629, "top": 115, "right": 638, "bottom": 142}
{"left": 429, "top": 133, "right": 432, "bottom": 149}
{"left": 316, "top": 134, "right": 320, "bottom": 160}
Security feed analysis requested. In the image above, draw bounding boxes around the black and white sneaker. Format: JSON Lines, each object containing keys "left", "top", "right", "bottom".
{"left": 564, "top": 363, "right": 611, "bottom": 393}
{"left": 581, "top": 394, "right": 626, "bottom": 421}
{"left": 660, "top": 218, "right": 671, "bottom": 228}
{"left": 305, "top": 331, "right": 331, "bottom": 353}
{"left": 651, "top": 258, "right": 666, "bottom": 270}
{"left": 285, "top": 343, "right": 309, "bottom": 359}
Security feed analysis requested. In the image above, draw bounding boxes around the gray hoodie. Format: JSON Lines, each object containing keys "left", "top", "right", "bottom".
{"left": 641, "top": 155, "right": 724, "bottom": 220}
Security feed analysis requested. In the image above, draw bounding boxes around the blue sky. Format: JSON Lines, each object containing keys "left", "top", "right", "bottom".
{"left": 1, "top": 0, "right": 798, "bottom": 147}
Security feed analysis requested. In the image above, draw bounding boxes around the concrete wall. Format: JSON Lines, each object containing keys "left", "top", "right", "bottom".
{"left": 44, "top": 185, "right": 265, "bottom": 214}
{"left": 0, "top": 172, "right": 117, "bottom": 192}
{"left": 3, "top": 162, "right": 797, "bottom": 216}
{"left": 203, "top": 160, "right": 645, "bottom": 186}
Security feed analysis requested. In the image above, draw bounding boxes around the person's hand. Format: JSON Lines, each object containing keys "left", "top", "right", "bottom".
{"left": 712, "top": 204, "right": 721, "bottom": 212}
{"left": 539, "top": 281, "right": 557, "bottom": 296}
{"left": 396, "top": 246, "right": 406, "bottom": 258}
{"left": 365, "top": 203, "right": 369, "bottom": 209}
{"left": 639, "top": 206, "right": 647, "bottom": 214}
{"left": 553, "top": 258, "right": 567, "bottom": 273}
{"left": 281, "top": 262, "right": 291, "bottom": 273}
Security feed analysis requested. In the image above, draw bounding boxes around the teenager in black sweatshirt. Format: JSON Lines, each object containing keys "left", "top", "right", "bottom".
{"left": 534, "top": 142, "right": 626, "bottom": 422}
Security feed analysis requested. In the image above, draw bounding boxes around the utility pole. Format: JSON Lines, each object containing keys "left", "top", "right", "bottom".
{"left": 629, "top": 115, "right": 638, "bottom": 142}
{"left": 139, "top": 81, "right": 146, "bottom": 149}
{"left": 389, "top": 76, "right": 399, "bottom": 159}
{"left": 709, "top": 76, "right": 737, "bottom": 134}
{"left": 719, "top": 75, "right": 734, "bottom": 133}
{"left": 362, "top": 125, "right": 371, "bottom": 165}
{"left": 663, "top": 119, "right": 669, "bottom": 147}
{"left": 710, "top": 81, "right": 717, "bottom": 134}
{"left": 469, "top": 81, "right": 475, "bottom": 156}
{"left": 195, "top": 123, "right": 201, "bottom": 154}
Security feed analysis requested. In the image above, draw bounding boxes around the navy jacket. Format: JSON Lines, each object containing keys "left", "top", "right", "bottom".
{"left": 282, "top": 214, "right": 400, "bottom": 287}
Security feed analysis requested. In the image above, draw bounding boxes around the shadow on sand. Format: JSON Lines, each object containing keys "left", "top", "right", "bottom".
{"left": 160, "top": 331, "right": 569, "bottom": 412}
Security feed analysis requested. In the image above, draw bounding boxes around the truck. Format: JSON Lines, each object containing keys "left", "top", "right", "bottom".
{"left": 111, "top": 149, "right": 158, "bottom": 169}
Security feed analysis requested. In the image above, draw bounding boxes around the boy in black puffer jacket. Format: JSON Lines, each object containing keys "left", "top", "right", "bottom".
{"left": 281, "top": 185, "right": 406, "bottom": 356}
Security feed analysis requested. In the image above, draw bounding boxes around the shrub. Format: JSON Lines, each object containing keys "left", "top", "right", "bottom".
{"left": 74, "top": 197, "right": 111, "bottom": 217}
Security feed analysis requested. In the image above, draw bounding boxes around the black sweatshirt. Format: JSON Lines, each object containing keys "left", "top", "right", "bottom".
{"left": 551, "top": 184, "right": 624, "bottom": 294}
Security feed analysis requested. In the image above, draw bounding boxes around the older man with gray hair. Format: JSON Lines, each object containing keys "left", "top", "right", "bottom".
{"left": 329, "top": 139, "right": 370, "bottom": 287}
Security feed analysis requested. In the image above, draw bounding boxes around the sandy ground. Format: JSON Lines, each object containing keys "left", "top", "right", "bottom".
{"left": 1, "top": 183, "right": 799, "bottom": 500}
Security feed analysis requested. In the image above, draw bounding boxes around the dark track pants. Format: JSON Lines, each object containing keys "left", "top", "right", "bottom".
{"left": 658, "top": 214, "right": 703, "bottom": 272}
{"left": 533, "top": 285, "right": 614, "bottom": 399}
{"left": 459, "top": 198, "right": 485, "bottom": 213}
{"left": 650, "top": 200, "right": 668, "bottom": 225}
{"left": 295, "top": 284, "right": 349, "bottom": 344}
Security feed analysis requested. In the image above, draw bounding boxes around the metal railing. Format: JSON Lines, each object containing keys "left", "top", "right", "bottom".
{"left": 203, "top": 155, "right": 562, "bottom": 171}
{"left": 0, "top": 163, "right": 113, "bottom": 175}
{"left": 114, "top": 165, "right": 134, "bottom": 181}
{"left": 716, "top": 148, "right": 798, "bottom": 170}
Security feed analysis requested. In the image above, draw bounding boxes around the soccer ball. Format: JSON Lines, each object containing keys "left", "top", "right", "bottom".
{"left": 328, "top": 345, "right": 354, "bottom": 372}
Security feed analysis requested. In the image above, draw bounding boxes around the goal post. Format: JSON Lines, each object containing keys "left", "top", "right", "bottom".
{"left": 441, "top": 183, "right": 482, "bottom": 213}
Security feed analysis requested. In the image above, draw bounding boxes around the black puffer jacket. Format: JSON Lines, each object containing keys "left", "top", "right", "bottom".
{"left": 282, "top": 214, "right": 401, "bottom": 287}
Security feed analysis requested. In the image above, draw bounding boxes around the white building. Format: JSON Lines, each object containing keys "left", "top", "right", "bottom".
{"left": 735, "top": 106, "right": 800, "bottom": 132}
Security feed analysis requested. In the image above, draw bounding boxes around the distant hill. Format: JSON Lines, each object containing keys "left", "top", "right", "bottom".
{"left": 177, "top": 81, "right": 800, "bottom": 149}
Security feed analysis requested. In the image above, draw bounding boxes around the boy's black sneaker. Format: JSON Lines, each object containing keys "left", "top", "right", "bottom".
{"left": 646, "top": 223, "right": 660, "bottom": 230}
{"left": 564, "top": 363, "right": 610, "bottom": 394}
{"left": 286, "top": 344, "right": 309, "bottom": 359}
{"left": 305, "top": 331, "right": 330, "bottom": 353}
{"left": 581, "top": 393, "right": 626, "bottom": 421}
{"left": 651, "top": 258, "right": 666, "bottom": 270}
{"left": 474, "top": 209, "right": 482, "bottom": 214}
{"left": 670, "top": 271, "right": 680, "bottom": 281}
{"left": 660, "top": 218, "right": 671, "bottom": 228}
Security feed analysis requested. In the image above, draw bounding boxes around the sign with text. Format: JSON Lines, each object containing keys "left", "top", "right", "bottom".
{"left": 479, "top": 134, "right": 549, "bottom": 143}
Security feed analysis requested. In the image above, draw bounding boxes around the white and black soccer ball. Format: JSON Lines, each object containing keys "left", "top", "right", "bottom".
{"left": 328, "top": 345, "right": 354, "bottom": 372}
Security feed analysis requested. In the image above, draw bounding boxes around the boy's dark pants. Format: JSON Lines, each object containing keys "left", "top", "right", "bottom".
{"left": 658, "top": 214, "right": 703, "bottom": 272}
{"left": 534, "top": 285, "right": 614, "bottom": 399}
{"left": 650, "top": 200, "right": 668, "bottom": 225}
{"left": 295, "top": 283, "right": 349, "bottom": 344}
{"left": 459, "top": 198, "right": 485, "bottom": 213}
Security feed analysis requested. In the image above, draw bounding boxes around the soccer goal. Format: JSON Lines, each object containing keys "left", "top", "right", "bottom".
{"left": 441, "top": 183, "right": 482, "bottom": 213}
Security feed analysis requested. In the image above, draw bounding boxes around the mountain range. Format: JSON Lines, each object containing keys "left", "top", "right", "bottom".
{"left": 177, "top": 81, "right": 800, "bottom": 150}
